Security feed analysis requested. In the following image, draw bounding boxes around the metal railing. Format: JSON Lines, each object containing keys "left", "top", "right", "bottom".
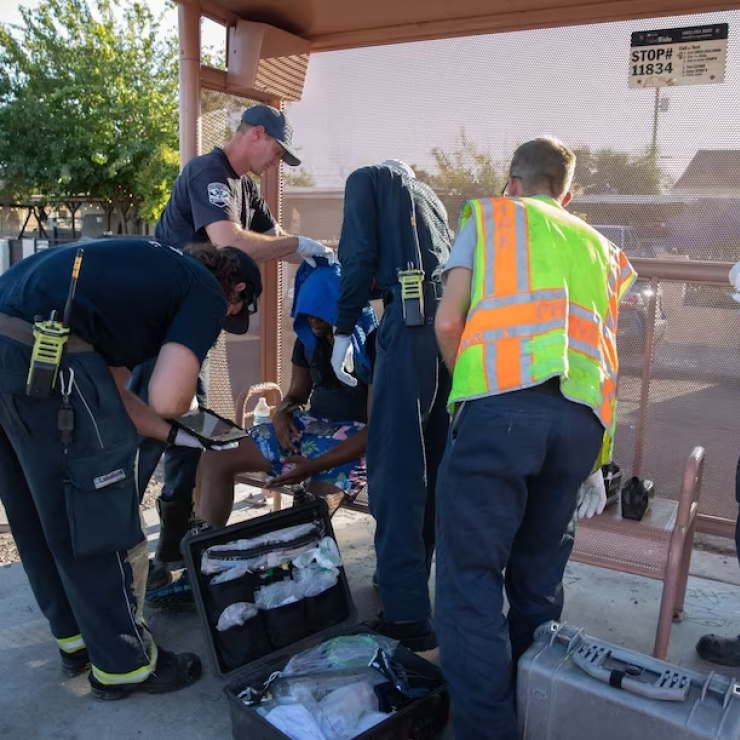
{"left": 618, "top": 257, "right": 738, "bottom": 539}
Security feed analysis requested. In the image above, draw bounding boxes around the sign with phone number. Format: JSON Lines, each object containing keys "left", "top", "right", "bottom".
{"left": 628, "top": 24, "right": 728, "bottom": 88}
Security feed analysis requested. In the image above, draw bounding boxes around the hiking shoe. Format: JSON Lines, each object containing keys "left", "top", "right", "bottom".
{"left": 696, "top": 634, "right": 740, "bottom": 666}
{"left": 89, "top": 648, "right": 202, "bottom": 700}
{"left": 145, "top": 569, "right": 194, "bottom": 610}
{"left": 61, "top": 648, "right": 91, "bottom": 677}
{"left": 366, "top": 615, "right": 438, "bottom": 652}
{"left": 147, "top": 560, "right": 173, "bottom": 592}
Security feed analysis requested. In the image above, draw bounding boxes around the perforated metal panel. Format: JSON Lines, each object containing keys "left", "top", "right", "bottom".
{"left": 200, "top": 89, "right": 263, "bottom": 421}
{"left": 283, "top": 8, "right": 740, "bottom": 536}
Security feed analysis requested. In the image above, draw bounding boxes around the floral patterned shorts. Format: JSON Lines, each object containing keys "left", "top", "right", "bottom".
{"left": 248, "top": 411, "right": 367, "bottom": 502}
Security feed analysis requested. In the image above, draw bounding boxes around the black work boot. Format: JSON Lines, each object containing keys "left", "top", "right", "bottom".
{"left": 89, "top": 648, "right": 202, "bottom": 700}
{"left": 153, "top": 497, "right": 193, "bottom": 568}
{"left": 696, "top": 634, "right": 740, "bottom": 666}
{"left": 366, "top": 614, "right": 438, "bottom": 652}
{"left": 60, "top": 648, "right": 91, "bottom": 677}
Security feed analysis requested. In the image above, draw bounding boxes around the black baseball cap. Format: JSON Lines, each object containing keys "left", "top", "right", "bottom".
{"left": 241, "top": 105, "right": 301, "bottom": 167}
{"left": 222, "top": 247, "right": 263, "bottom": 335}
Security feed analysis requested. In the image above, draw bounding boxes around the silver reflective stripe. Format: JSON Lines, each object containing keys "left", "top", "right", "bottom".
{"left": 462, "top": 318, "right": 566, "bottom": 349}
{"left": 73, "top": 378, "right": 104, "bottom": 449}
{"left": 480, "top": 199, "right": 496, "bottom": 298}
{"left": 484, "top": 341, "right": 497, "bottom": 388}
{"left": 513, "top": 199, "right": 530, "bottom": 292}
{"left": 569, "top": 337, "right": 604, "bottom": 363}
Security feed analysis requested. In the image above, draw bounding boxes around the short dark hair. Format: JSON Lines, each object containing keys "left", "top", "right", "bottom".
{"left": 509, "top": 137, "right": 576, "bottom": 198}
{"left": 186, "top": 242, "right": 242, "bottom": 298}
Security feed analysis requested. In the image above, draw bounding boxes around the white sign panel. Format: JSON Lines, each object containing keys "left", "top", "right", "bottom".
{"left": 629, "top": 24, "right": 728, "bottom": 88}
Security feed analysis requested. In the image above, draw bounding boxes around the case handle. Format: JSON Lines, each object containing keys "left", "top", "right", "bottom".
{"left": 572, "top": 644, "right": 690, "bottom": 702}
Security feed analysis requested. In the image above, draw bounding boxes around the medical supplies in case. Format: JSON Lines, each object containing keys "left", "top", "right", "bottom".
{"left": 517, "top": 621, "right": 740, "bottom": 740}
{"left": 181, "top": 499, "right": 449, "bottom": 740}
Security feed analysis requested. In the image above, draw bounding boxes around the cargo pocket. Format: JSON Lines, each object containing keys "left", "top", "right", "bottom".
{"left": 64, "top": 440, "right": 144, "bottom": 559}
{"left": 262, "top": 600, "right": 307, "bottom": 649}
{"left": 206, "top": 572, "right": 258, "bottom": 625}
{"left": 216, "top": 612, "right": 271, "bottom": 669}
{"left": 305, "top": 581, "right": 345, "bottom": 633}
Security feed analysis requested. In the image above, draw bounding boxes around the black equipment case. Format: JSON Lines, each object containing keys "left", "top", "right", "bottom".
{"left": 181, "top": 499, "right": 450, "bottom": 740}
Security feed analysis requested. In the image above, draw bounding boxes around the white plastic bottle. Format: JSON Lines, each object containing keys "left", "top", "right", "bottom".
{"left": 253, "top": 396, "right": 271, "bottom": 426}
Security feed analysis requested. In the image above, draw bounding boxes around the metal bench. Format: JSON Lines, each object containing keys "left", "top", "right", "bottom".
{"left": 229, "top": 381, "right": 704, "bottom": 661}
{"left": 571, "top": 446, "right": 705, "bottom": 660}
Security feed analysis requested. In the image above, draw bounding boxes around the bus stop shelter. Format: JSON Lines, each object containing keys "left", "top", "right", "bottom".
{"left": 175, "top": 0, "right": 740, "bottom": 540}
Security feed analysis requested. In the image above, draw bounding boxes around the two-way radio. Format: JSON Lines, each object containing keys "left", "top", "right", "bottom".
{"left": 25, "top": 248, "right": 84, "bottom": 398}
{"left": 397, "top": 190, "right": 426, "bottom": 327}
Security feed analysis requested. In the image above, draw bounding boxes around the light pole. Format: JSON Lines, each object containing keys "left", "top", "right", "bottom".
{"left": 650, "top": 88, "right": 670, "bottom": 161}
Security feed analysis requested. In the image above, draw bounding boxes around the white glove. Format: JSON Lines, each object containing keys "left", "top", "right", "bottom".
{"left": 172, "top": 429, "right": 204, "bottom": 449}
{"left": 330, "top": 334, "right": 357, "bottom": 387}
{"left": 171, "top": 429, "right": 239, "bottom": 452}
{"left": 729, "top": 262, "right": 740, "bottom": 303}
{"left": 577, "top": 470, "right": 607, "bottom": 519}
{"left": 296, "top": 236, "right": 337, "bottom": 268}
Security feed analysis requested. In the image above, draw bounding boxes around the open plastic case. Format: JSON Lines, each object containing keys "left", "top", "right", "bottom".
{"left": 181, "top": 498, "right": 450, "bottom": 740}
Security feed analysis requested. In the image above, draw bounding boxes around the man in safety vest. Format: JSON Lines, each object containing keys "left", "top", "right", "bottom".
{"left": 433, "top": 137, "right": 636, "bottom": 740}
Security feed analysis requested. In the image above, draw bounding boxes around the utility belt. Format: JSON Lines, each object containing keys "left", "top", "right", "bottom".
{"left": 0, "top": 312, "right": 95, "bottom": 446}
{"left": 0, "top": 313, "right": 93, "bottom": 353}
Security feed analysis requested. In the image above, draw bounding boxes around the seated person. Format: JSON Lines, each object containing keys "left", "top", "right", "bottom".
{"left": 198, "top": 258, "right": 378, "bottom": 524}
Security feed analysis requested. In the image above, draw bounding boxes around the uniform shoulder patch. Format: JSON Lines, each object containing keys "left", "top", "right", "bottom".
{"left": 207, "top": 182, "right": 230, "bottom": 208}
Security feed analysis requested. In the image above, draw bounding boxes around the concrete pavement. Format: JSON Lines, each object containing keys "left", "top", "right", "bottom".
{"left": 1, "top": 485, "right": 740, "bottom": 739}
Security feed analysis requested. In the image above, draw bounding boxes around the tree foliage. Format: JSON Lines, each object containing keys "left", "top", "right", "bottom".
{"left": 283, "top": 167, "right": 315, "bottom": 187}
{"left": 0, "top": 0, "right": 179, "bottom": 230}
{"left": 570, "top": 146, "right": 671, "bottom": 195}
{"left": 413, "top": 133, "right": 672, "bottom": 227}
{"left": 413, "top": 128, "right": 505, "bottom": 226}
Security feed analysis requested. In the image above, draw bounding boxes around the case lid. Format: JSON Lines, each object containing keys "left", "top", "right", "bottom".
{"left": 181, "top": 498, "right": 358, "bottom": 679}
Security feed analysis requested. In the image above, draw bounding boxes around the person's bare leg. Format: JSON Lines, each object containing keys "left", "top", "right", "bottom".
{"left": 198, "top": 437, "right": 272, "bottom": 527}
{"left": 307, "top": 481, "right": 347, "bottom": 518}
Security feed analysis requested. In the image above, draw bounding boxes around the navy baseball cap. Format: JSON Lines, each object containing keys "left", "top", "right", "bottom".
{"left": 222, "top": 247, "right": 263, "bottom": 335}
{"left": 241, "top": 105, "right": 301, "bottom": 167}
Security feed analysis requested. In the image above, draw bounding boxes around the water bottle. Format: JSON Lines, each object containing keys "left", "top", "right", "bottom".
{"left": 253, "top": 396, "right": 271, "bottom": 427}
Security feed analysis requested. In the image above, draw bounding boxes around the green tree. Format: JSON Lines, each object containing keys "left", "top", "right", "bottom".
{"left": 571, "top": 146, "right": 671, "bottom": 195}
{"left": 0, "top": 0, "right": 179, "bottom": 230}
{"left": 283, "top": 167, "right": 315, "bottom": 187}
{"left": 413, "top": 128, "right": 505, "bottom": 227}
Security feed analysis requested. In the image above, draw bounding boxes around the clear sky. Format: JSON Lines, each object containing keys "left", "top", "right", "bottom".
{"left": 3, "top": 1, "right": 738, "bottom": 187}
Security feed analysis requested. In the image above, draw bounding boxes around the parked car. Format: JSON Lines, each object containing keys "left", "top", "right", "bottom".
{"left": 591, "top": 224, "right": 656, "bottom": 258}
{"left": 617, "top": 279, "right": 667, "bottom": 355}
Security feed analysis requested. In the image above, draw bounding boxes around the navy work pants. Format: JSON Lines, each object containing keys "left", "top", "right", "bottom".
{"left": 367, "top": 302, "right": 450, "bottom": 623}
{"left": 127, "top": 356, "right": 207, "bottom": 506}
{"left": 0, "top": 335, "right": 155, "bottom": 682}
{"left": 435, "top": 384, "right": 603, "bottom": 740}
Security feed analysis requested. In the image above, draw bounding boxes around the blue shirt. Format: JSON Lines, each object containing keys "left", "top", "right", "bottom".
{"left": 335, "top": 166, "right": 452, "bottom": 335}
{"left": 155, "top": 148, "right": 276, "bottom": 249}
{"left": 0, "top": 239, "right": 227, "bottom": 370}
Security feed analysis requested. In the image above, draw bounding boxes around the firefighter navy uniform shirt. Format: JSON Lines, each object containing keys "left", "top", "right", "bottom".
{"left": 0, "top": 238, "right": 228, "bottom": 370}
{"left": 155, "top": 147, "right": 276, "bottom": 249}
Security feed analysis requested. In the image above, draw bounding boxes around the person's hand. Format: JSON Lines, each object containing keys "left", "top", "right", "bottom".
{"left": 296, "top": 236, "right": 337, "bottom": 267}
{"left": 330, "top": 334, "right": 357, "bottom": 387}
{"left": 273, "top": 410, "right": 299, "bottom": 453}
{"left": 170, "top": 429, "right": 239, "bottom": 452}
{"left": 729, "top": 262, "right": 740, "bottom": 303}
{"left": 270, "top": 456, "right": 320, "bottom": 487}
{"left": 577, "top": 470, "right": 607, "bottom": 519}
{"left": 171, "top": 429, "right": 204, "bottom": 449}
{"left": 210, "top": 441, "right": 240, "bottom": 451}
